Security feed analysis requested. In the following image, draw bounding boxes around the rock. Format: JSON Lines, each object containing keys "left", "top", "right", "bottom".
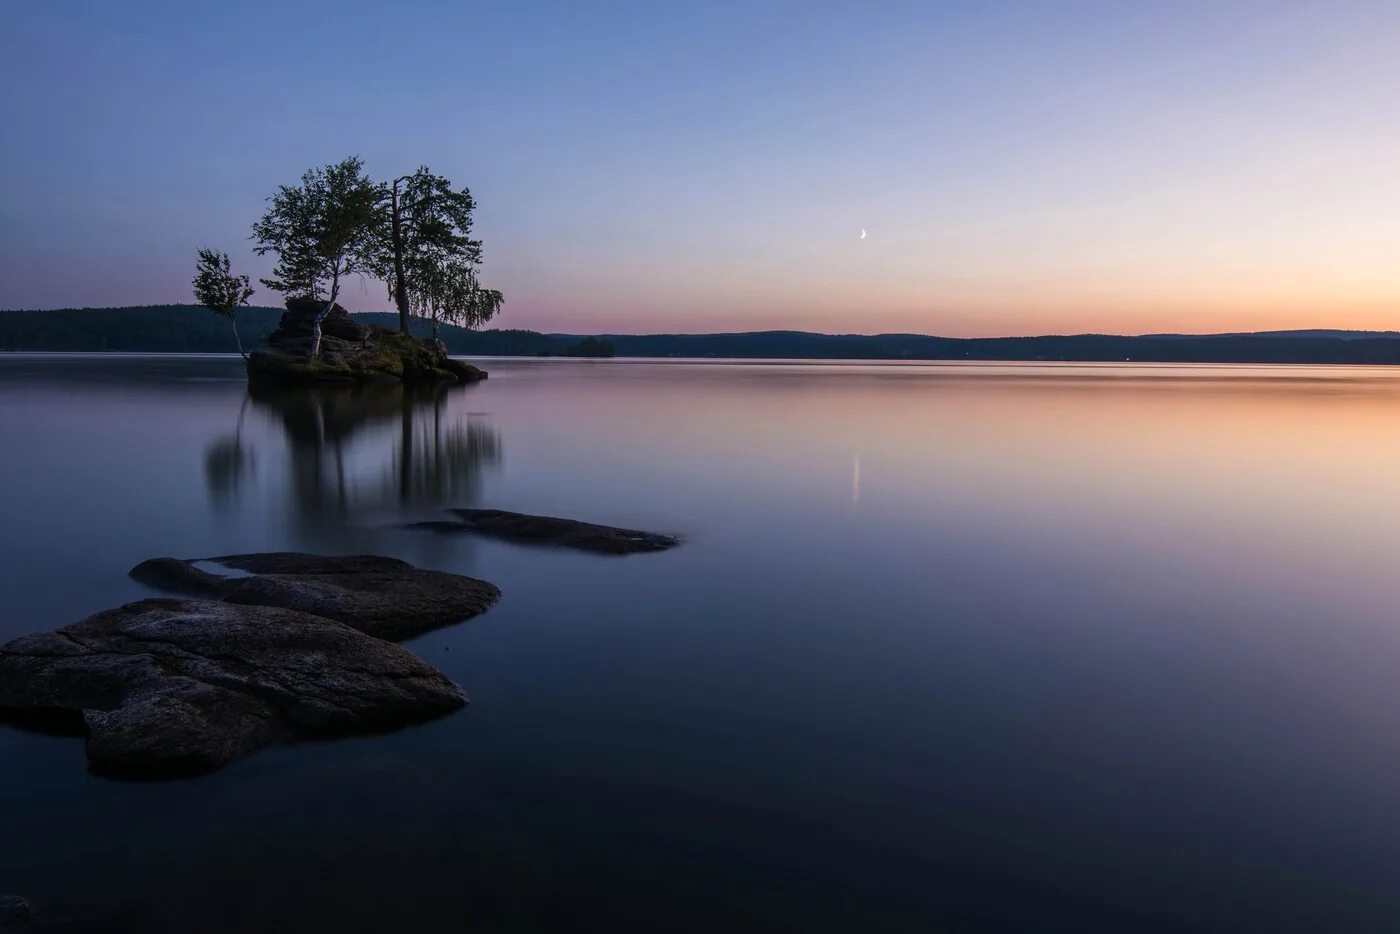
{"left": 249, "top": 299, "right": 489, "bottom": 386}
{"left": 0, "top": 598, "right": 465, "bottom": 777}
{"left": 272, "top": 297, "right": 371, "bottom": 344}
{"left": 438, "top": 356, "right": 488, "bottom": 383}
{"left": 128, "top": 557, "right": 227, "bottom": 596}
{"left": 131, "top": 553, "right": 500, "bottom": 641}
{"left": 409, "top": 508, "right": 680, "bottom": 555}
{"left": 245, "top": 349, "right": 362, "bottom": 384}
{"left": 0, "top": 896, "right": 31, "bottom": 928}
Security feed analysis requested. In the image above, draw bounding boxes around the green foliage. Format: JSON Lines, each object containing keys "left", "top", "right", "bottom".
{"left": 252, "top": 157, "right": 381, "bottom": 300}
{"left": 378, "top": 168, "right": 503, "bottom": 334}
{"left": 192, "top": 249, "right": 255, "bottom": 359}
{"left": 410, "top": 258, "right": 504, "bottom": 335}
{"left": 192, "top": 249, "right": 253, "bottom": 317}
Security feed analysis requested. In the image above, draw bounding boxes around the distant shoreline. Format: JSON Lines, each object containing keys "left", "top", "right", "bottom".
{"left": 4, "top": 305, "right": 1400, "bottom": 365}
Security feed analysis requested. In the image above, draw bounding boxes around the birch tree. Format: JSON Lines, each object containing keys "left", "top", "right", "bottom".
{"left": 377, "top": 168, "right": 502, "bottom": 335}
{"left": 252, "top": 157, "right": 380, "bottom": 358}
{"left": 191, "top": 248, "right": 254, "bottom": 360}
{"left": 407, "top": 255, "right": 505, "bottom": 340}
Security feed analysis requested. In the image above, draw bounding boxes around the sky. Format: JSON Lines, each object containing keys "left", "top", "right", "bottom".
{"left": 2, "top": 0, "right": 1399, "bottom": 336}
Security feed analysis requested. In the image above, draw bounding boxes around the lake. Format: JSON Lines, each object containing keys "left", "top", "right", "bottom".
{"left": 3, "top": 354, "right": 1400, "bottom": 931}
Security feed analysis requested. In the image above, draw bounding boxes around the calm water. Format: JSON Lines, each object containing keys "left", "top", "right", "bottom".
{"left": 4, "top": 355, "right": 1400, "bottom": 931}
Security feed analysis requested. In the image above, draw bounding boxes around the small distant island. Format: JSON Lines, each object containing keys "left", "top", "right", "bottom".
{"left": 191, "top": 156, "right": 503, "bottom": 385}
{"left": 556, "top": 336, "right": 616, "bottom": 358}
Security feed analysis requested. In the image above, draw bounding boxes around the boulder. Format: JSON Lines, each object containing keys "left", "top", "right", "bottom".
{"left": 408, "top": 508, "right": 680, "bottom": 555}
{"left": 249, "top": 298, "right": 489, "bottom": 386}
{"left": 0, "top": 599, "right": 465, "bottom": 777}
{"left": 272, "top": 296, "right": 371, "bottom": 344}
{"left": 130, "top": 553, "right": 500, "bottom": 641}
{"left": 0, "top": 896, "right": 31, "bottom": 928}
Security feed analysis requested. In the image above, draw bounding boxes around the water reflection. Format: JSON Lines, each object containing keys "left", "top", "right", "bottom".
{"left": 207, "top": 381, "right": 500, "bottom": 528}
{"left": 21, "top": 358, "right": 1400, "bottom": 930}
{"left": 204, "top": 397, "right": 256, "bottom": 510}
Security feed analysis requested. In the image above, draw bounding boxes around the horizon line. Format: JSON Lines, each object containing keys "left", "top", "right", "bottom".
{"left": 4, "top": 303, "right": 1400, "bottom": 343}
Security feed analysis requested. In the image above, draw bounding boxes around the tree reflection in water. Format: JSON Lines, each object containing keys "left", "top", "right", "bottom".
{"left": 205, "top": 381, "right": 500, "bottom": 538}
{"left": 204, "top": 396, "right": 256, "bottom": 511}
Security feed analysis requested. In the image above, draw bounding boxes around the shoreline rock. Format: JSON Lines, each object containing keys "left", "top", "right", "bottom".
{"left": 0, "top": 552, "right": 502, "bottom": 777}
{"left": 0, "top": 598, "right": 465, "bottom": 778}
{"left": 0, "top": 896, "right": 31, "bottom": 928}
{"left": 130, "top": 553, "right": 500, "bottom": 640}
{"left": 408, "top": 508, "right": 680, "bottom": 555}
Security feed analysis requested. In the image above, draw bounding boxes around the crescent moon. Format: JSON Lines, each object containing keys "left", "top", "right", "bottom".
{"left": 859, "top": 229, "right": 867, "bottom": 239}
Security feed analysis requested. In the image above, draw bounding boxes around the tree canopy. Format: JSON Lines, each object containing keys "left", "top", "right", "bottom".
{"left": 405, "top": 254, "right": 504, "bottom": 338}
{"left": 239, "top": 157, "right": 502, "bottom": 358}
{"left": 378, "top": 167, "right": 503, "bottom": 336}
{"left": 251, "top": 157, "right": 380, "bottom": 357}
{"left": 192, "top": 248, "right": 255, "bottom": 359}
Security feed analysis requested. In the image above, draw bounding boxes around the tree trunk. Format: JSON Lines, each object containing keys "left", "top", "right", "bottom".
{"left": 391, "top": 180, "right": 411, "bottom": 334}
{"left": 230, "top": 312, "right": 247, "bottom": 361}
{"left": 312, "top": 274, "right": 339, "bottom": 360}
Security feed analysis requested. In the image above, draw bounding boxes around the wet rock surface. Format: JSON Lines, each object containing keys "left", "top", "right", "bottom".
{"left": 0, "top": 598, "right": 465, "bottom": 778}
{"left": 409, "top": 508, "right": 680, "bottom": 554}
{"left": 0, "top": 896, "right": 31, "bottom": 928}
{"left": 130, "top": 553, "right": 500, "bottom": 640}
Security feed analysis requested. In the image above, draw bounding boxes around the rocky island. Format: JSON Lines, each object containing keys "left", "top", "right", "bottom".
{"left": 247, "top": 298, "right": 488, "bottom": 386}
{"left": 193, "top": 157, "right": 503, "bottom": 386}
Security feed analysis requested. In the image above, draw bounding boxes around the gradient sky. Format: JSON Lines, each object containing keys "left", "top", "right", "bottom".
{"left": 3, "top": 1, "right": 1399, "bottom": 336}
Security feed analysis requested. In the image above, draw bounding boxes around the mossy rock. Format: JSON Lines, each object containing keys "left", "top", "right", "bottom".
{"left": 246, "top": 351, "right": 359, "bottom": 384}
{"left": 248, "top": 327, "right": 488, "bottom": 386}
{"left": 440, "top": 357, "right": 488, "bottom": 382}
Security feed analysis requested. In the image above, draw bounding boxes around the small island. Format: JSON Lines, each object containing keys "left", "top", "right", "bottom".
{"left": 246, "top": 297, "right": 488, "bottom": 385}
{"left": 194, "top": 157, "right": 502, "bottom": 385}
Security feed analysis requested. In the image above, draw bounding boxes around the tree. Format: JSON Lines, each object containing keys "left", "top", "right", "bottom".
{"left": 408, "top": 255, "right": 505, "bottom": 340}
{"left": 377, "top": 167, "right": 502, "bottom": 335}
{"left": 252, "top": 157, "right": 380, "bottom": 359}
{"left": 191, "top": 248, "right": 255, "bottom": 360}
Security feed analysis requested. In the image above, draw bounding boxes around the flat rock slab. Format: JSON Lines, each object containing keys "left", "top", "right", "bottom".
{"left": 0, "top": 599, "right": 464, "bottom": 778}
{"left": 409, "top": 508, "right": 680, "bottom": 555}
{"left": 0, "top": 896, "right": 31, "bottom": 928}
{"left": 130, "top": 553, "right": 500, "bottom": 641}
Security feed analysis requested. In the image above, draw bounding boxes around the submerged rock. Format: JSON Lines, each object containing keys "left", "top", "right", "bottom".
{"left": 130, "top": 553, "right": 500, "bottom": 641}
{"left": 0, "top": 896, "right": 31, "bottom": 928}
{"left": 409, "top": 508, "right": 680, "bottom": 555}
{"left": 0, "top": 599, "right": 465, "bottom": 778}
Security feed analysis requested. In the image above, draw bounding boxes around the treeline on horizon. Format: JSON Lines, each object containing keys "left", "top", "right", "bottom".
{"left": 6, "top": 305, "right": 1400, "bottom": 364}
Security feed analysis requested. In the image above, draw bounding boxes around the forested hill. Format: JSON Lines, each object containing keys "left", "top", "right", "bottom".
{"left": 0, "top": 305, "right": 560, "bottom": 355}
{"left": 5, "top": 305, "right": 1400, "bottom": 364}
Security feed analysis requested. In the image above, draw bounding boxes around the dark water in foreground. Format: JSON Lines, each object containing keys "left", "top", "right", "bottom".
{"left": 5, "top": 355, "right": 1400, "bottom": 931}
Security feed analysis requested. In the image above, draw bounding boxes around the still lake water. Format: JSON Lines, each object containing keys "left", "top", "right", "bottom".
{"left": 5, "top": 354, "right": 1400, "bottom": 930}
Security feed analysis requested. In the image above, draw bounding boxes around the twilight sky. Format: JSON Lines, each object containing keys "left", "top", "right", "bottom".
{"left": 3, "top": 1, "right": 1399, "bottom": 336}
